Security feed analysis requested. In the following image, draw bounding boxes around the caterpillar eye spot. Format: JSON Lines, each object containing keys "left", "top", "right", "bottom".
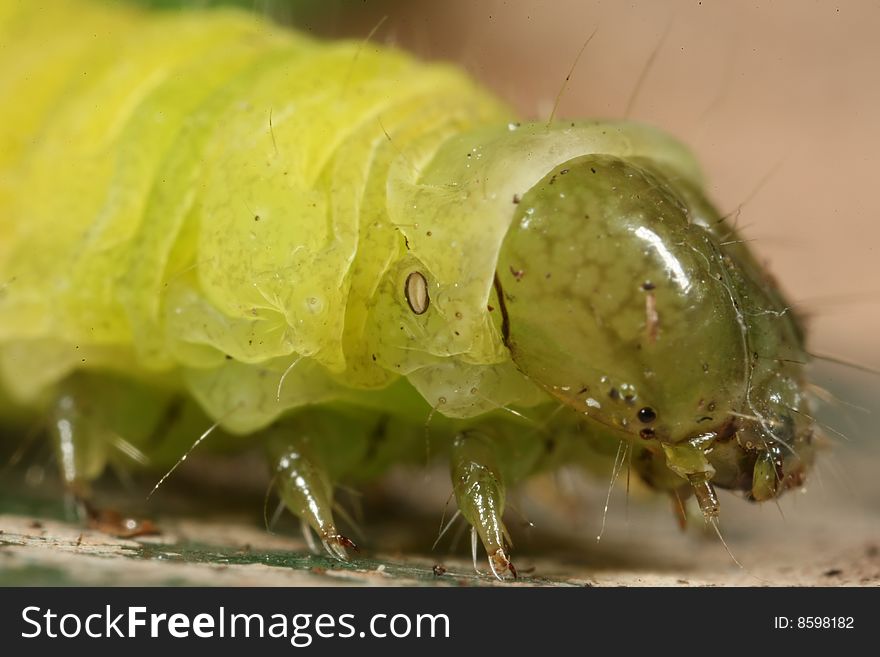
{"left": 404, "top": 271, "right": 429, "bottom": 315}
{"left": 637, "top": 407, "right": 657, "bottom": 423}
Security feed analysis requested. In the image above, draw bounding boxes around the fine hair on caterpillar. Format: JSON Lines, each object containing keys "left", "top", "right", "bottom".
{"left": 0, "top": 0, "right": 876, "bottom": 584}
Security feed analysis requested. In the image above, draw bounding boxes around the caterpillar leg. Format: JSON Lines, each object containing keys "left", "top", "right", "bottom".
{"left": 450, "top": 431, "right": 517, "bottom": 580}
{"left": 49, "top": 379, "right": 111, "bottom": 511}
{"left": 266, "top": 433, "right": 356, "bottom": 561}
{"left": 47, "top": 373, "right": 164, "bottom": 537}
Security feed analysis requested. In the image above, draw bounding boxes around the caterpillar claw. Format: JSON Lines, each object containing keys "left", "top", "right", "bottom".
{"left": 488, "top": 548, "right": 517, "bottom": 581}
{"left": 322, "top": 537, "right": 348, "bottom": 561}
{"left": 321, "top": 534, "right": 358, "bottom": 561}
{"left": 689, "top": 476, "right": 720, "bottom": 521}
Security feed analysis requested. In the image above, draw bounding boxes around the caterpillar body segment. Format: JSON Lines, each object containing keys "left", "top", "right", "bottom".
{"left": 0, "top": 0, "right": 817, "bottom": 577}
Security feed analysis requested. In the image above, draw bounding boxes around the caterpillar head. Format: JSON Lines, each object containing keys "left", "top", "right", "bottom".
{"left": 495, "top": 151, "right": 815, "bottom": 515}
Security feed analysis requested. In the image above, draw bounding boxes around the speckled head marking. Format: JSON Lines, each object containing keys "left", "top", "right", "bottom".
{"left": 495, "top": 153, "right": 816, "bottom": 516}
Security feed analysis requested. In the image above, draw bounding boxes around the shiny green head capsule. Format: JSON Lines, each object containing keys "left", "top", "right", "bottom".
{"left": 496, "top": 149, "right": 815, "bottom": 512}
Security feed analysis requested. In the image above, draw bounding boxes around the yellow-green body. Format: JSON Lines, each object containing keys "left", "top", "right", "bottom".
{"left": 0, "top": 0, "right": 705, "bottom": 433}
{"left": 0, "top": 0, "right": 508, "bottom": 429}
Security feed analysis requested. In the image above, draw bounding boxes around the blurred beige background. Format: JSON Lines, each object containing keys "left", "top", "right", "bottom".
{"left": 312, "top": 0, "right": 880, "bottom": 369}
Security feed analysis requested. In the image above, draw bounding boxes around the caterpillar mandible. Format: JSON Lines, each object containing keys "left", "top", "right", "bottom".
{"left": 0, "top": 0, "right": 823, "bottom": 580}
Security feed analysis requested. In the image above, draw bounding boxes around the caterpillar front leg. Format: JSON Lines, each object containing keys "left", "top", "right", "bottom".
{"left": 450, "top": 431, "right": 517, "bottom": 580}
{"left": 47, "top": 372, "right": 164, "bottom": 537}
{"left": 265, "top": 432, "right": 356, "bottom": 561}
{"left": 50, "top": 380, "right": 110, "bottom": 515}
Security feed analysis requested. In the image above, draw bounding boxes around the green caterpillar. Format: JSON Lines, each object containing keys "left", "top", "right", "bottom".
{"left": 0, "top": 0, "right": 816, "bottom": 579}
